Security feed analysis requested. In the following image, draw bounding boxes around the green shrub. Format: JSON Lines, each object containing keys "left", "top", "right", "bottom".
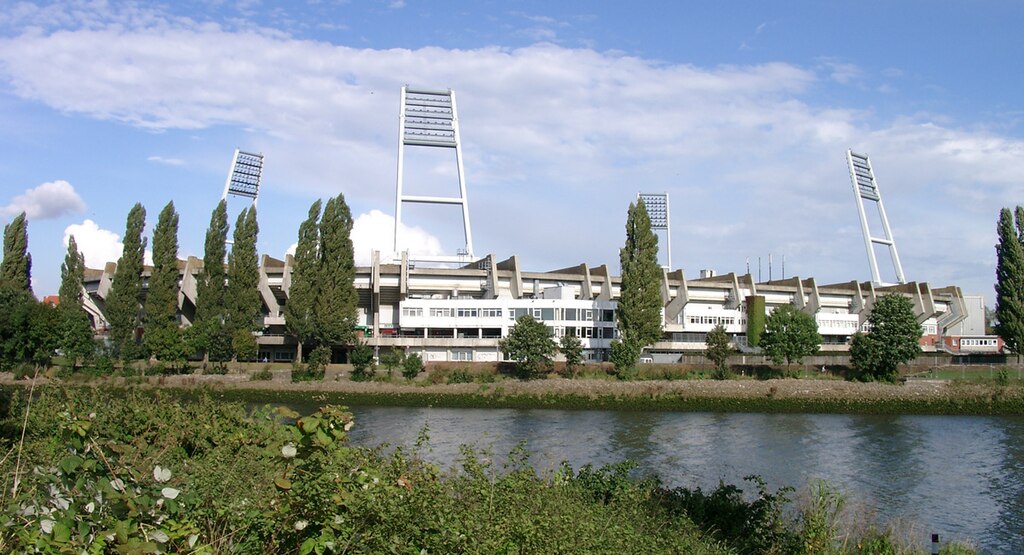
{"left": 251, "top": 366, "right": 274, "bottom": 381}
{"left": 402, "top": 353, "right": 424, "bottom": 380}
{"left": 447, "top": 368, "right": 473, "bottom": 384}
{"left": 350, "top": 343, "right": 375, "bottom": 381}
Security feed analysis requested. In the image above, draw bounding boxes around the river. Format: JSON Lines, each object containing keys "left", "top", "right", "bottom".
{"left": 290, "top": 404, "right": 1023, "bottom": 553}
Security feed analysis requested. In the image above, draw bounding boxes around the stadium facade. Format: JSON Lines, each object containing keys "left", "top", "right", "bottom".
{"left": 80, "top": 251, "right": 976, "bottom": 364}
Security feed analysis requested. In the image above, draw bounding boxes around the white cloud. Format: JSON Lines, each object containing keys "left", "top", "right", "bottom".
{"left": 147, "top": 155, "right": 185, "bottom": 166}
{"left": 350, "top": 210, "right": 443, "bottom": 265}
{"left": 1, "top": 180, "right": 86, "bottom": 220}
{"left": 64, "top": 219, "right": 153, "bottom": 268}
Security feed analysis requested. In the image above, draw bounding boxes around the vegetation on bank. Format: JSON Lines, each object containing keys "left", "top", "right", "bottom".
{"left": 0, "top": 386, "right": 976, "bottom": 554}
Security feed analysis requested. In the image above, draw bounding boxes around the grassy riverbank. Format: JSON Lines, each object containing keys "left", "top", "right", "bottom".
{"left": 7, "top": 362, "right": 1024, "bottom": 415}
{"left": 0, "top": 386, "right": 978, "bottom": 554}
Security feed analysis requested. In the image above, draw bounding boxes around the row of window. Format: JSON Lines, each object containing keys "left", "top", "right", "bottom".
{"left": 401, "top": 306, "right": 616, "bottom": 322}
{"left": 818, "top": 319, "right": 858, "bottom": 330}
{"left": 959, "top": 338, "right": 998, "bottom": 347}
{"left": 686, "top": 315, "right": 737, "bottom": 326}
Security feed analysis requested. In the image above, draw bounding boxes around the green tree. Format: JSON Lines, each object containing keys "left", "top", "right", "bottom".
{"left": 500, "top": 315, "right": 557, "bottom": 378}
{"left": 105, "top": 203, "right": 147, "bottom": 361}
{"left": 226, "top": 206, "right": 261, "bottom": 360}
{"left": 143, "top": 202, "right": 187, "bottom": 367}
{"left": 313, "top": 195, "right": 358, "bottom": 347}
{"left": 995, "top": 207, "right": 1024, "bottom": 360}
{"left": 350, "top": 342, "right": 375, "bottom": 381}
{"left": 609, "top": 339, "right": 641, "bottom": 379}
{"left": 1, "top": 212, "right": 32, "bottom": 293}
{"left": 285, "top": 196, "right": 359, "bottom": 363}
{"left": 705, "top": 324, "right": 732, "bottom": 379}
{"left": 760, "top": 304, "right": 822, "bottom": 369}
{"left": 190, "top": 200, "right": 231, "bottom": 363}
{"left": 58, "top": 236, "right": 94, "bottom": 367}
{"left": 616, "top": 199, "right": 663, "bottom": 367}
{"left": 402, "top": 352, "right": 423, "bottom": 380}
{"left": 559, "top": 333, "right": 584, "bottom": 378}
{"left": 285, "top": 200, "right": 322, "bottom": 362}
{"left": 379, "top": 348, "right": 404, "bottom": 377}
{"left": 850, "top": 294, "right": 922, "bottom": 382}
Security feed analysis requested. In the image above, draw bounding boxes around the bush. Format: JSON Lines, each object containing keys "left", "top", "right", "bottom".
{"left": 447, "top": 368, "right": 473, "bottom": 384}
{"left": 251, "top": 366, "right": 274, "bottom": 381}
{"left": 350, "top": 343, "right": 375, "bottom": 381}
{"left": 379, "top": 348, "right": 404, "bottom": 377}
{"left": 402, "top": 353, "right": 424, "bottom": 380}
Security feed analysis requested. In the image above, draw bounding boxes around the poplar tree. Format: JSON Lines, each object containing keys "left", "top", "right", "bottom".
{"left": 226, "top": 206, "right": 261, "bottom": 361}
{"left": 995, "top": 207, "right": 1024, "bottom": 359}
{"left": 144, "top": 201, "right": 187, "bottom": 366}
{"left": 285, "top": 200, "right": 322, "bottom": 362}
{"left": 616, "top": 199, "right": 663, "bottom": 355}
{"left": 191, "top": 200, "right": 231, "bottom": 362}
{"left": 58, "top": 236, "right": 94, "bottom": 367}
{"left": 1, "top": 211, "right": 32, "bottom": 293}
{"left": 313, "top": 195, "right": 358, "bottom": 347}
{"left": 106, "top": 203, "right": 147, "bottom": 360}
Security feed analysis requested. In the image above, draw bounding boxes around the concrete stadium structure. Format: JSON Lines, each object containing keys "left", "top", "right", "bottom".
{"left": 80, "top": 251, "right": 972, "bottom": 364}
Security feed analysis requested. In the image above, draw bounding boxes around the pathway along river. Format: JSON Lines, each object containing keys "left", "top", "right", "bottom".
{"left": 287, "top": 404, "right": 1023, "bottom": 552}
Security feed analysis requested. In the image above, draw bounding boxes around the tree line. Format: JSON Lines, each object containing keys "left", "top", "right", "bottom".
{"left": 0, "top": 193, "right": 358, "bottom": 374}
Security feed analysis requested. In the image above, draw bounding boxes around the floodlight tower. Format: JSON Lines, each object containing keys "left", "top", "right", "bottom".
{"left": 846, "top": 149, "right": 905, "bottom": 285}
{"left": 638, "top": 192, "right": 671, "bottom": 270}
{"left": 222, "top": 149, "right": 264, "bottom": 208}
{"left": 394, "top": 86, "right": 474, "bottom": 263}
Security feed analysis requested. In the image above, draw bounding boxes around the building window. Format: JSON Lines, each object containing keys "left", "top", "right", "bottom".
{"left": 583, "top": 309, "right": 593, "bottom": 321}
{"left": 457, "top": 308, "right": 478, "bottom": 318}
{"left": 480, "top": 308, "right": 502, "bottom": 318}
{"left": 402, "top": 307, "right": 423, "bottom": 317}
{"left": 541, "top": 308, "right": 555, "bottom": 321}
{"left": 451, "top": 350, "right": 473, "bottom": 361}
{"left": 565, "top": 308, "right": 578, "bottom": 321}
{"left": 601, "top": 309, "right": 615, "bottom": 322}
{"left": 430, "top": 307, "right": 452, "bottom": 318}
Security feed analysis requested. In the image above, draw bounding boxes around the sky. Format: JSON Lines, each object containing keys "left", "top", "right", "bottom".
{"left": 1, "top": 0, "right": 1023, "bottom": 302}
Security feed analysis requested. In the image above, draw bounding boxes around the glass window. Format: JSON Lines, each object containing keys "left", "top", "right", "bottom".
{"left": 565, "top": 308, "right": 577, "bottom": 321}
{"left": 541, "top": 308, "right": 554, "bottom": 321}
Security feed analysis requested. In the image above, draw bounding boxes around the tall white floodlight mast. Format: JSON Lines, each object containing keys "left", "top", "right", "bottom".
{"left": 394, "top": 86, "right": 474, "bottom": 263}
{"left": 221, "top": 149, "right": 264, "bottom": 208}
{"left": 638, "top": 192, "right": 671, "bottom": 270}
{"left": 846, "top": 149, "right": 905, "bottom": 285}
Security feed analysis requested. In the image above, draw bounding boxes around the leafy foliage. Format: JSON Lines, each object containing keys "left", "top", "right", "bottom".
{"left": 191, "top": 200, "right": 230, "bottom": 363}
{"left": 402, "top": 353, "right": 424, "bottom": 380}
{"left": 760, "top": 304, "right": 822, "bottom": 367}
{"left": 995, "top": 207, "right": 1024, "bottom": 358}
{"left": 617, "top": 199, "right": 663, "bottom": 356}
{"left": 379, "top": 348, "right": 404, "bottom": 377}
{"left": 705, "top": 324, "right": 733, "bottom": 379}
{"left": 500, "top": 315, "right": 557, "bottom": 378}
{"left": 0, "top": 211, "right": 32, "bottom": 294}
{"left": 0, "top": 285, "right": 59, "bottom": 370}
{"left": 144, "top": 202, "right": 187, "bottom": 367}
{"left": 559, "top": 333, "right": 584, "bottom": 377}
{"left": 105, "top": 203, "right": 148, "bottom": 361}
{"left": 851, "top": 294, "right": 922, "bottom": 382}
{"left": 350, "top": 343, "right": 375, "bottom": 381}
{"left": 609, "top": 339, "right": 641, "bottom": 380}
{"left": 58, "top": 236, "right": 94, "bottom": 367}
{"left": 225, "top": 206, "right": 262, "bottom": 359}
{"left": 746, "top": 295, "right": 766, "bottom": 347}
{"left": 284, "top": 200, "right": 321, "bottom": 352}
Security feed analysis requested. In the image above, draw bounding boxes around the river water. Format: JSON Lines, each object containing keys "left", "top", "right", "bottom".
{"left": 292, "top": 404, "right": 1023, "bottom": 553}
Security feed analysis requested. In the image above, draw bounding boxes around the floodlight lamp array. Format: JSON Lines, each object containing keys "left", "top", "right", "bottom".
{"left": 227, "top": 151, "right": 264, "bottom": 199}
{"left": 639, "top": 193, "right": 669, "bottom": 229}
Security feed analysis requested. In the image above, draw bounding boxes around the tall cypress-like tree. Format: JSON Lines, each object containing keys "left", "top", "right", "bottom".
{"left": 144, "top": 201, "right": 187, "bottom": 365}
{"left": 191, "top": 200, "right": 231, "bottom": 362}
{"left": 58, "top": 236, "right": 94, "bottom": 366}
{"left": 995, "top": 207, "right": 1024, "bottom": 358}
{"left": 1, "top": 211, "right": 32, "bottom": 293}
{"left": 616, "top": 199, "right": 664, "bottom": 351}
{"left": 226, "top": 206, "right": 261, "bottom": 360}
{"left": 313, "top": 195, "right": 358, "bottom": 347}
{"left": 285, "top": 200, "right": 322, "bottom": 361}
{"left": 106, "top": 203, "right": 147, "bottom": 360}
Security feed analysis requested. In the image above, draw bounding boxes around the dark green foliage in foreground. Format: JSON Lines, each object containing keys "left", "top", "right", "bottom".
{"left": 0, "top": 286, "right": 58, "bottom": 370}
{"left": 0, "top": 387, "right": 977, "bottom": 554}
{"left": 851, "top": 294, "right": 922, "bottom": 382}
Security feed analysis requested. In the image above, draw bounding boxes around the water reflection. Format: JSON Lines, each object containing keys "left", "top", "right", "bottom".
{"left": 291, "top": 403, "right": 1021, "bottom": 553}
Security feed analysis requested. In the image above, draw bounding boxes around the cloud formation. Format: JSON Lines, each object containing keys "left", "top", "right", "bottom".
{"left": 1, "top": 180, "right": 86, "bottom": 220}
{"left": 64, "top": 219, "right": 153, "bottom": 268}
{"left": 350, "top": 210, "right": 443, "bottom": 266}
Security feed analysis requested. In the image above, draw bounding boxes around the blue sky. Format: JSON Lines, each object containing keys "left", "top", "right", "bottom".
{"left": 1, "top": 0, "right": 1022, "bottom": 302}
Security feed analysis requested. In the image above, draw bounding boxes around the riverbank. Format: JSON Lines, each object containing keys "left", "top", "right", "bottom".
{"left": 7, "top": 368, "right": 1023, "bottom": 414}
